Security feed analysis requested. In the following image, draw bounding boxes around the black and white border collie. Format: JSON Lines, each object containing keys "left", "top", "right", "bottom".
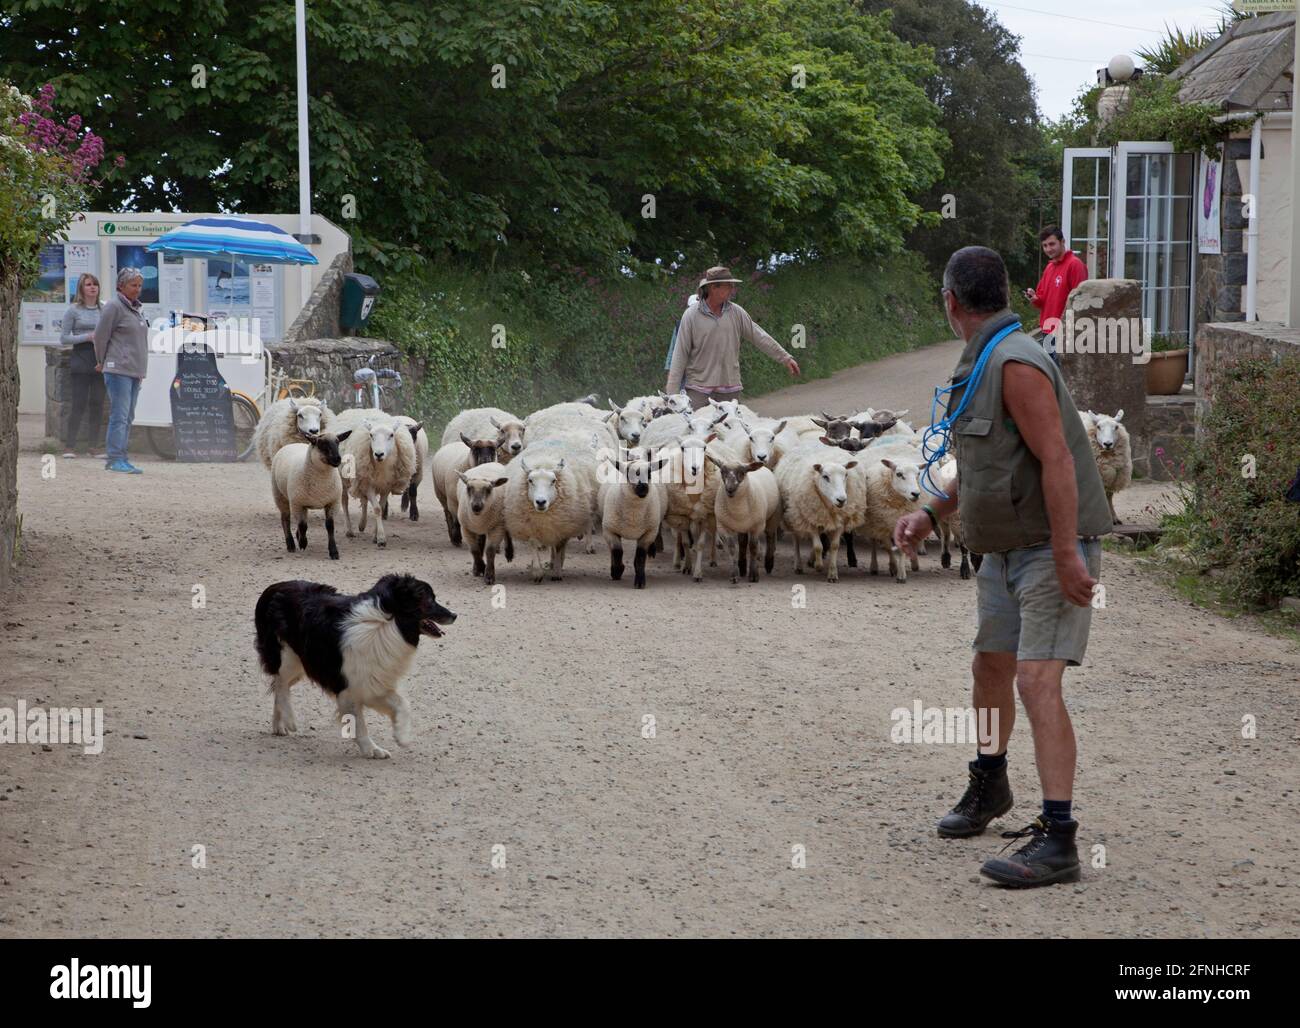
{"left": 254, "top": 574, "right": 456, "bottom": 759}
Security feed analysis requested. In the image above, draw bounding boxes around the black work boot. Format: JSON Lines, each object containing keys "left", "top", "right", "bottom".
{"left": 979, "top": 815, "right": 1081, "bottom": 888}
{"left": 937, "top": 760, "right": 1013, "bottom": 838}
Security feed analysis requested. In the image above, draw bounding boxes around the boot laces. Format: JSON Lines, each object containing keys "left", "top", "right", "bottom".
{"left": 998, "top": 817, "right": 1049, "bottom": 858}
{"left": 953, "top": 770, "right": 986, "bottom": 818}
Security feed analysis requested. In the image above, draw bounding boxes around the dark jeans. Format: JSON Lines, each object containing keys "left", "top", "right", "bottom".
{"left": 64, "top": 371, "right": 106, "bottom": 451}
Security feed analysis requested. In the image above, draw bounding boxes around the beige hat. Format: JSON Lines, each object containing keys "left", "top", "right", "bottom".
{"left": 697, "top": 265, "right": 742, "bottom": 298}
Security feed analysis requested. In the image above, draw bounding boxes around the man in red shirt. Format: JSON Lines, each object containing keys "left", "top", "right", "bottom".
{"left": 1025, "top": 226, "right": 1087, "bottom": 364}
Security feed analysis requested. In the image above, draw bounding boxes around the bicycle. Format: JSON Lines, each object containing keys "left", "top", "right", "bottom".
{"left": 350, "top": 354, "right": 402, "bottom": 411}
{"left": 147, "top": 351, "right": 318, "bottom": 462}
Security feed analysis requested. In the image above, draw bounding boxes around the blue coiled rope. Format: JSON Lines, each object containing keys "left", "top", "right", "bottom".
{"left": 919, "top": 320, "right": 1022, "bottom": 500}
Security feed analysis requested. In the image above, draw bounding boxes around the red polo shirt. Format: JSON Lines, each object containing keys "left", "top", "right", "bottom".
{"left": 1033, "top": 250, "right": 1088, "bottom": 332}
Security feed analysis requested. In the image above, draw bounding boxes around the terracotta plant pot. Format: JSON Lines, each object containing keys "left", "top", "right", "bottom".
{"left": 1145, "top": 349, "right": 1189, "bottom": 395}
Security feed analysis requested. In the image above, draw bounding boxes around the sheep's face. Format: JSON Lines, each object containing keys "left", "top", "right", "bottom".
{"left": 851, "top": 418, "right": 894, "bottom": 440}
{"left": 293, "top": 402, "right": 324, "bottom": 440}
{"left": 710, "top": 457, "right": 765, "bottom": 497}
{"left": 365, "top": 421, "right": 397, "bottom": 462}
{"left": 1093, "top": 410, "right": 1125, "bottom": 450}
{"left": 619, "top": 455, "right": 667, "bottom": 498}
{"left": 825, "top": 435, "right": 871, "bottom": 453}
{"left": 312, "top": 430, "right": 351, "bottom": 468}
{"left": 659, "top": 391, "right": 691, "bottom": 415}
{"left": 491, "top": 417, "right": 526, "bottom": 456}
{"left": 608, "top": 405, "right": 646, "bottom": 445}
{"left": 462, "top": 433, "right": 498, "bottom": 466}
{"left": 460, "top": 473, "right": 509, "bottom": 515}
{"left": 709, "top": 399, "right": 741, "bottom": 421}
{"left": 526, "top": 462, "right": 563, "bottom": 511}
{"left": 685, "top": 413, "right": 717, "bottom": 438}
{"left": 745, "top": 425, "right": 778, "bottom": 465}
{"left": 813, "top": 413, "right": 852, "bottom": 443}
{"left": 881, "top": 458, "right": 921, "bottom": 502}
{"left": 811, "top": 461, "right": 855, "bottom": 509}
{"left": 678, "top": 433, "right": 713, "bottom": 484}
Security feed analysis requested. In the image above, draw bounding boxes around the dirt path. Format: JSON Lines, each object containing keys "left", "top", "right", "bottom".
{"left": 2, "top": 351, "right": 1296, "bottom": 938}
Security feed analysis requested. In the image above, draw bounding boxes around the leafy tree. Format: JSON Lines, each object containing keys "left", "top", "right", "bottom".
{"left": 857, "top": 0, "right": 1047, "bottom": 284}
{"left": 0, "top": 0, "right": 945, "bottom": 275}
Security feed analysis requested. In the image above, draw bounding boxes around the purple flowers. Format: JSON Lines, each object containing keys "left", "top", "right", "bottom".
{"left": 11, "top": 83, "right": 112, "bottom": 183}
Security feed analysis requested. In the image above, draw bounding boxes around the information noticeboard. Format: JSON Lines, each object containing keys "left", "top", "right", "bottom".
{"left": 19, "top": 242, "right": 98, "bottom": 344}
{"left": 167, "top": 346, "right": 238, "bottom": 462}
{"left": 204, "top": 258, "right": 280, "bottom": 341}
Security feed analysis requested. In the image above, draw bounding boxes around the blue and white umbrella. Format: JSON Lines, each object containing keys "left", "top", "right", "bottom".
{"left": 145, "top": 216, "right": 318, "bottom": 265}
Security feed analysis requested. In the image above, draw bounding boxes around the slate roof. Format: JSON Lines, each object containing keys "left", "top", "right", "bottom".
{"left": 1170, "top": 11, "right": 1294, "bottom": 112}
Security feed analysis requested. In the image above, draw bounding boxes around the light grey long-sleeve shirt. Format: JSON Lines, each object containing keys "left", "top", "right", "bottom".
{"left": 665, "top": 300, "right": 791, "bottom": 395}
{"left": 92, "top": 292, "right": 150, "bottom": 379}
{"left": 60, "top": 303, "right": 102, "bottom": 373}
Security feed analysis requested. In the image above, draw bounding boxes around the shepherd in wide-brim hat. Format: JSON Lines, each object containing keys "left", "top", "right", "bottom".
{"left": 665, "top": 264, "right": 801, "bottom": 411}
{"left": 696, "top": 265, "right": 743, "bottom": 299}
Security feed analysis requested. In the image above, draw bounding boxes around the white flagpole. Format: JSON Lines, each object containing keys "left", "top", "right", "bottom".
{"left": 295, "top": 0, "right": 313, "bottom": 313}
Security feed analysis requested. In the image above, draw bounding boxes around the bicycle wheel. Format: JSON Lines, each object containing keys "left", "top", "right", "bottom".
{"left": 147, "top": 426, "right": 177, "bottom": 461}
{"left": 232, "top": 393, "right": 261, "bottom": 462}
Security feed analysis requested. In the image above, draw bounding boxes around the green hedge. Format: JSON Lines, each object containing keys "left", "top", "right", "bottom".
{"left": 1160, "top": 356, "right": 1300, "bottom": 608}
{"left": 364, "top": 255, "right": 950, "bottom": 437}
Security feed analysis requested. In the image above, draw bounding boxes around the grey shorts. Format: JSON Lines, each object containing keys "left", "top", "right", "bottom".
{"left": 973, "top": 538, "right": 1102, "bottom": 666}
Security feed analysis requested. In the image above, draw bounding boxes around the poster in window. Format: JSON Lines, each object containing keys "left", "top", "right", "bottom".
{"left": 206, "top": 258, "right": 250, "bottom": 323}
{"left": 23, "top": 245, "right": 66, "bottom": 303}
{"left": 115, "top": 244, "right": 161, "bottom": 303}
{"left": 64, "top": 243, "right": 94, "bottom": 302}
{"left": 1197, "top": 153, "right": 1222, "bottom": 255}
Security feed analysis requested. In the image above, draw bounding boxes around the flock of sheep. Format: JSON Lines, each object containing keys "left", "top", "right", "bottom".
{"left": 250, "top": 388, "right": 1133, "bottom": 588}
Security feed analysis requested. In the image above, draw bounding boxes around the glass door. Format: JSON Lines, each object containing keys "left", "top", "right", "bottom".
{"left": 1114, "top": 141, "right": 1195, "bottom": 363}
{"left": 1061, "top": 148, "right": 1111, "bottom": 280}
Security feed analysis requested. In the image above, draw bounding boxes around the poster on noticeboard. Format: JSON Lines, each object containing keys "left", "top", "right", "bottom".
{"left": 1198, "top": 152, "right": 1222, "bottom": 255}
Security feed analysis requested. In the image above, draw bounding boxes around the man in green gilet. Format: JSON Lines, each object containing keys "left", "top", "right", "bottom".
{"left": 893, "top": 246, "right": 1112, "bottom": 888}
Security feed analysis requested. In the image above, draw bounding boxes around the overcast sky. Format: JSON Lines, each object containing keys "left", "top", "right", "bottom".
{"left": 973, "top": 1, "right": 1248, "bottom": 120}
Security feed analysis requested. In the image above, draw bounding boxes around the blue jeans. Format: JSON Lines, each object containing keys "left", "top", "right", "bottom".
{"left": 103, "top": 372, "right": 142, "bottom": 462}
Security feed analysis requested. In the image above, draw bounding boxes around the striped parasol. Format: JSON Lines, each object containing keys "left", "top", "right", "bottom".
{"left": 145, "top": 216, "right": 319, "bottom": 265}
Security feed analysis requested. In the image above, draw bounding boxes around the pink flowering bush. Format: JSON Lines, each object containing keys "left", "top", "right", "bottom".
{"left": 1, "top": 80, "right": 114, "bottom": 282}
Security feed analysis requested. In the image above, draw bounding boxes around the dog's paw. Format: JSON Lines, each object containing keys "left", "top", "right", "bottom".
{"left": 357, "top": 741, "right": 391, "bottom": 759}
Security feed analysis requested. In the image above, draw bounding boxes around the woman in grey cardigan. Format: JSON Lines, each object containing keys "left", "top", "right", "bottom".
{"left": 92, "top": 267, "right": 151, "bottom": 474}
{"left": 59, "top": 273, "right": 107, "bottom": 458}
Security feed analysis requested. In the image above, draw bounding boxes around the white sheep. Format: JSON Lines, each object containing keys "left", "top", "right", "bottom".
{"left": 333, "top": 407, "right": 426, "bottom": 521}
{"left": 338, "top": 416, "right": 417, "bottom": 547}
{"left": 456, "top": 461, "right": 512, "bottom": 585}
{"left": 932, "top": 456, "right": 974, "bottom": 580}
{"left": 253, "top": 396, "right": 335, "bottom": 469}
{"left": 858, "top": 451, "right": 925, "bottom": 583}
{"left": 441, "top": 407, "right": 527, "bottom": 458}
{"left": 598, "top": 450, "right": 671, "bottom": 588}
{"left": 504, "top": 441, "right": 597, "bottom": 582}
{"left": 708, "top": 452, "right": 781, "bottom": 583}
{"left": 657, "top": 432, "right": 734, "bottom": 580}
{"left": 774, "top": 439, "right": 865, "bottom": 583}
{"left": 430, "top": 433, "right": 502, "bottom": 547}
{"left": 394, "top": 414, "right": 429, "bottom": 521}
{"left": 721, "top": 417, "right": 787, "bottom": 469}
{"left": 270, "top": 431, "right": 353, "bottom": 559}
{"left": 606, "top": 399, "right": 649, "bottom": 446}
{"left": 1085, "top": 408, "right": 1132, "bottom": 524}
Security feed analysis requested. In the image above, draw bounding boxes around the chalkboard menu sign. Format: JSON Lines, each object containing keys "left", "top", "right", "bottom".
{"left": 168, "top": 345, "right": 238, "bottom": 461}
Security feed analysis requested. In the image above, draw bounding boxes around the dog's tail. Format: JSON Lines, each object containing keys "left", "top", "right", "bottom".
{"left": 254, "top": 585, "right": 285, "bottom": 679}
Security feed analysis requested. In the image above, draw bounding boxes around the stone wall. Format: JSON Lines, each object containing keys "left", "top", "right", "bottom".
{"left": 1194, "top": 320, "right": 1300, "bottom": 438}
{"left": 1058, "top": 278, "right": 1150, "bottom": 476}
{"left": 1, "top": 271, "right": 20, "bottom": 594}
{"left": 1145, "top": 394, "right": 1196, "bottom": 482}
{"left": 43, "top": 346, "right": 152, "bottom": 454}
{"left": 267, "top": 336, "right": 426, "bottom": 416}
{"left": 283, "top": 250, "right": 352, "bottom": 343}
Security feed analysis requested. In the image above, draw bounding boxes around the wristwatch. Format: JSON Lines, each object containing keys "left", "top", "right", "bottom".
{"left": 921, "top": 505, "right": 940, "bottom": 532}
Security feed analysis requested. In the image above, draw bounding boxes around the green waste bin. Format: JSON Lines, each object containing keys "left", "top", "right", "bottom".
{"left": 340, "top": 273, "right": 380, "bottom": 332}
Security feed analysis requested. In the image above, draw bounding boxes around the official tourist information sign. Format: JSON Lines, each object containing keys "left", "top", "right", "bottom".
{"left": 168, "top": 345, "right": 238, "bottom": 461}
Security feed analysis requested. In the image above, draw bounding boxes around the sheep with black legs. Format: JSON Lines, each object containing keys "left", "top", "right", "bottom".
{"left": 430, "top": 433, "right": 501, "bottom": 546}
{"left": 253, "top": 396, "right": 335, "bottom": 469}
{"left": 394, "top": 415, "right": 429, "bottom": 520}
{"left": 598, "top": 450, "right": 670, "bottom": 588}
{"left": 270, "top": 431, "right": 353, "bottom": 559}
